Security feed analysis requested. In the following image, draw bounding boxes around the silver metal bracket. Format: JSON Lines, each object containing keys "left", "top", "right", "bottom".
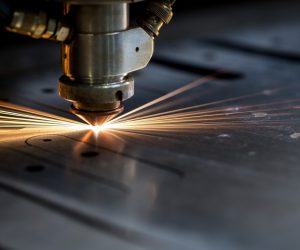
{"left": 63, "top": 27, "right": 154, "bottom": 80}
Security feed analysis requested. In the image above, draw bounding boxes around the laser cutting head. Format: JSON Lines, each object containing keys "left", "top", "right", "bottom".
{"left": 58, "top": 0, "right": 175, "bottom": 125}
{"left": 57, "top": 2, "right": 142, "bottom": 125}
{"left": 5, "top": 0, "right": 175, "bottom": 125}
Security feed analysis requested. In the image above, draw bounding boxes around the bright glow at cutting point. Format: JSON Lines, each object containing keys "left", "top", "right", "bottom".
{"left": 90, "top": 125, "right": 105, "bottom": 134}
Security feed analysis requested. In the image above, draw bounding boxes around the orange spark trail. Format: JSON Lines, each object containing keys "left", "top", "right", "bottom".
{"left": 103, "top": 79, "right": 300, "bottom": 134}
{"left": 112, "top": 74, "right": 218, "bottom": 123}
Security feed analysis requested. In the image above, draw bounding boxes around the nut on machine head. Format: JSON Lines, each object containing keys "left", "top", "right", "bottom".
{"left": 5, "top": 0, "right": 175, "bottom": 125}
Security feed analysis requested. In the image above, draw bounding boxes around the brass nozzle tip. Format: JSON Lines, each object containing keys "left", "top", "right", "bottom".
{"left": 71, "top": 104, "right": 124, "bottom": 126}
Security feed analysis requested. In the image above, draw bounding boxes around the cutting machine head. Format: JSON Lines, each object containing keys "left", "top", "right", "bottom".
{"left": 4, "top": 0, "right": 175, "bottom": 125}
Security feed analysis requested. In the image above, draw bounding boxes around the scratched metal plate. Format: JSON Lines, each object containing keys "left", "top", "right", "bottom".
{"left": 1, "top": 2, "right": 300, "bottom": 250}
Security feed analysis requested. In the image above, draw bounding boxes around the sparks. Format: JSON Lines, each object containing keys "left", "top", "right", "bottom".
{"left": 0, "top": 101, "right": 86, "bottom": 128}
{"left": 0, "top": 75, "right": 299, "bottom": 141}
{"left": 102, "top": 78, "right": 300, "bottom": 134}
{"left": 0, "top": 101, "right": 90, "bottom": 142}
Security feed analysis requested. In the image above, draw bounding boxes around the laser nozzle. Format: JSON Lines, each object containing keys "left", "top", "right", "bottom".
{"left": 71, "top": 104, "right": 124, "bottom": 126}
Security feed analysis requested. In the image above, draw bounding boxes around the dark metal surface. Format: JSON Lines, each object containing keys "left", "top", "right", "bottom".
{"left": 0, "top": 2, "right": 300, "bottom": 250}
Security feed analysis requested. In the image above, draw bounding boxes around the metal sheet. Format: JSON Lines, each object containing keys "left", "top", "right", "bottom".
{"left": 0, "top": 2, "right": 300, "bottom": 250}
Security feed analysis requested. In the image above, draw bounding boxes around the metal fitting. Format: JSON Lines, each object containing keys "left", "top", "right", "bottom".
{"left": 138, "top": 0, "right": 175, "bottom": 37}
{"left": 6, "top": 9, "right": 71, "bottom": 42}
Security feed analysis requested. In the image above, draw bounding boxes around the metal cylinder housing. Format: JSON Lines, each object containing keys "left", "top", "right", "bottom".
{"left": 59, "top": 2, "right": 132, "bottom": 111}
{"left": 59, "top": 0, "right": 154, "bottom": 114}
